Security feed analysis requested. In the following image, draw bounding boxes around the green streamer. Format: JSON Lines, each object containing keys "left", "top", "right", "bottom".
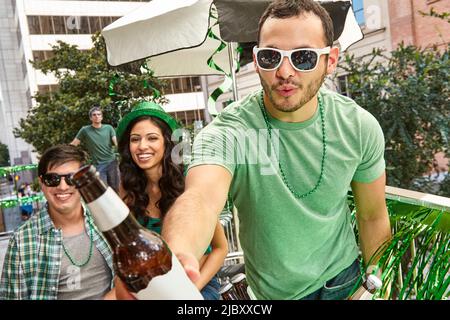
{"left": 0, "top": 164, "right": 37, "bottom": 177}
{"left": 108, "top": 73, "right": 120, "bottom": 97}
{"left": 347, "top": 194, "right": 449, "bottom": 300}
{"left": 140, "top": 63, "right": 161, "bottom": 98}
{"left": 205, "top": 8, "right": 241, "bottom": 116}
{"left": 0, "top": 193, "right": 45, "bottom": 209}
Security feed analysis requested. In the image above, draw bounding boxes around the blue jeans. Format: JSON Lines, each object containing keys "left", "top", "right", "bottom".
{"left": 301, "top": 259, "right": 362, "bottom": 300}
{"left": 201, "top": 276, "right": 221, "bottom": 300}
{"left": 96, "top": 160, "right": 120, "bottom": 192}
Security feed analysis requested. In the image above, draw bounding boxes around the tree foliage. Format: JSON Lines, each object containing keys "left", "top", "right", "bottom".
{"left": 14, "top": 34, "right": 168, "bottom": 155}
{"left": 0, "top": 141, "right": 10, "bottom": 167}
{"left": 338, "top": 44, "right": 449, "bottom": 192}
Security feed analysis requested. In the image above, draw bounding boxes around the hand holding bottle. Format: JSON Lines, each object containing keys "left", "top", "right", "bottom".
{"left": 72, "top": 165, "right": 203, "bottom": 300}
{"left": 114, "top": 252, "right": 201, "bottom": 300}
{"left": 348, "top": 274, "right": 382, "bottom": 300}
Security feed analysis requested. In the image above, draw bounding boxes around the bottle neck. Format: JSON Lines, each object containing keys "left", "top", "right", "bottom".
{"left": 77, "top": 175, "right": 107, "bottom": 203}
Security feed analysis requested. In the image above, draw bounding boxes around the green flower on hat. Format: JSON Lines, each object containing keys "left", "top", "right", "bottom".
{"left": 116, "top": 101, "right": 179, "bottom": 140}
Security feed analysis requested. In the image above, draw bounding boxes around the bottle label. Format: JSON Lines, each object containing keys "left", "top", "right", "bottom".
{"left": 87, "top": 187, "right": 129, "bottom": 231}
{"left": 132, "top": 254, "right": 204, "bottom": 300}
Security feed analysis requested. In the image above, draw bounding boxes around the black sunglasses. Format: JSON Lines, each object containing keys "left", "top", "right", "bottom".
{"left": 253, "top": 46, "right": 331, "bottom": 72}
{"left": 40, "top": 173, "right": 75, "bottom": 187}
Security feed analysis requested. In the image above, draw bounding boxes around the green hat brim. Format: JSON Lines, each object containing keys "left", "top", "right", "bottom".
{"left": 116, "top": 104, "right": 179, "bottom": 141}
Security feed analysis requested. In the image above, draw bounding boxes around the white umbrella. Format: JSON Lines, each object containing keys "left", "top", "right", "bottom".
{"left": 102, "top": 0, "right": 364, "bottom": 75}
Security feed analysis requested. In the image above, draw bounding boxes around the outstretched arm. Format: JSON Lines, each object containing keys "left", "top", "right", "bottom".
{"left": 195, "top": 221, "right": 228, "bottom": 290}
{"left": 351, "top": 172, "right": 391, "bottom": 267}
{"left": 162, "top": 164, "right": 232, "bottom": 263}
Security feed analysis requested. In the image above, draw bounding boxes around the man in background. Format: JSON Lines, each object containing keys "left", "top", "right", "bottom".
{"left": 71, "top": 106, "right": 119, "bottom": 192}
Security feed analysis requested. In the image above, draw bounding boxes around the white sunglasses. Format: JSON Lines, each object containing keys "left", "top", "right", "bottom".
{"left": 253, "top": 46, "right": 331, "bottom": 72}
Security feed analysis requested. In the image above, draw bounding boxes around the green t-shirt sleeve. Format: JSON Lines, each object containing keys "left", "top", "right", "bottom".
{"left": 187, "top": 114, "right": 238, "bottom": 177}
{"left": 352, "top": 112, "right": 386, "bottom": 183}
{"left": 108, "top": 125, "right": 116, "bottom": 139}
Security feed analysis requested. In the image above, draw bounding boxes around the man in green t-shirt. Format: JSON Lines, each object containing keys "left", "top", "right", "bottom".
{"left": 115, "top": 0, "right": 392, "bottom": 301}
{"left": 71, "top": 106, "right": 119, "bottom": 192}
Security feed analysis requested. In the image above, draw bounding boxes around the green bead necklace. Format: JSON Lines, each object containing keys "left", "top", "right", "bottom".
{"left": 259, "top": 91, "right": 326, "bottom": 199}
{"left": 61, "top": 220, "right": 94, "bottom": 267}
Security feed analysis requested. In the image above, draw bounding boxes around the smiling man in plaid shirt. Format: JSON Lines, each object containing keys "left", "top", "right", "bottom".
{"left": 0, "top": 145, "right": 115, "bottom": 300}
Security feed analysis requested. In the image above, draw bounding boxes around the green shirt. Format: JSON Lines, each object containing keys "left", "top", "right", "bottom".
{"left": 76, "top": 124, "right": 116, "bottom": 165}
{"left": 188, "top": 88, "right": 385, "bottom": 299}
{"left": 0, "top": 204, "right": 114, "bottom": 300}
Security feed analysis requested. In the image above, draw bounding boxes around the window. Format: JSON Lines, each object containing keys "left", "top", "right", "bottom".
{"left": 163, "top": 77, "right": 202, "bottom": 94}
{"left": 78, "top": 17, "right": 90, "bottom": 34}
{"left": 39, "top": 16, "right": 52, "bottom": 34}
{"left": 37, "top": 85, "right": 60, "bottom": 95}
{"left": 169, "top": 109, "right": 205, "bottom": 127}
{"left": 53, "top": 16, "right": 66, "bottom": 34}
{"left": 352, "top": 0, "right": 365, "bottom": 26}
{"left": 32, "top": 50, "right": 56, "bottom": 63}
{"left": 89, "top": 17, "right": 102, "bottom": 33}
{"left": 100, "top": 16, "right": 113, "bottom": 29}
{"left": 337, "top": 75, "right": 349, "bottom": 97}
{"left": 26, "top": 15, "right": 120, "bottom": 35}
{"left": 27, "top": 16, "right": 41, "bottom": 34}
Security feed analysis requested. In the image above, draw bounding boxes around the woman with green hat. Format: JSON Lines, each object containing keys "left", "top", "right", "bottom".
{"left": 116, "top": 101, "right": 228, "bottom": 300}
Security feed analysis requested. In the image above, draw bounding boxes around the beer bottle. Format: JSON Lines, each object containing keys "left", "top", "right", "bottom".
{"left": 71, "top": 165, "right": 203, "bottom": 300}
{"left": 219, "top": 282, "right": 239, "bottom": 300}
{"left": 231, "top": 273, "right": 250, "bottom": 300}
{"left": 349, "top": 274, "right": 382, "bottom": 300}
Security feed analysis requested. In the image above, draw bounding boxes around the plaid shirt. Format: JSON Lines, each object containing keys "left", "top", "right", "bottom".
{"left": 0, "top": 203, "right": 114, "bottom": 300}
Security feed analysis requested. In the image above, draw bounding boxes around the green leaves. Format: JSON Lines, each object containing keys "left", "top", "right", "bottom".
{"left": 348, "top": 193, "right": 450, "bottom": 300}
{"left": 0, "top": 142, "right": 10, "bottom": 167}
{"left": 338, "top": 44, "right": 450, "bottom": 193}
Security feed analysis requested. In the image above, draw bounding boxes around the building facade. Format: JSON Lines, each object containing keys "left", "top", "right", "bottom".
{"left": 388, "top": 0, "right": 449, "bottom": 50}
{"left": 0, "top": 0, "right": 33, "bottom": 166}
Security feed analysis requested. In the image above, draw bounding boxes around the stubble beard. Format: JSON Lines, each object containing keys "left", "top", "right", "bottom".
{"left": 260, "top": 71, "right": 327, "bottom": 113}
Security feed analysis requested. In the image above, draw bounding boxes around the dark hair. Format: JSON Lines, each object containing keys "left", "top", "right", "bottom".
{"left": 89, "top": 106, "right": 102, "bottom": 118}
{"left": 118, "top": 116, "right": 185, "bottom": 225}
{"left": 257, "top": 0, "right": 334, "bottom": 47}
{"left": 38, "top": 144, "right": 88, "bottom": 176}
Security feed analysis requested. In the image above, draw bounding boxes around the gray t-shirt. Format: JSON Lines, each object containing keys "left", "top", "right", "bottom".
{"left": 58, "top": 230, "right": 112, "bottom": 300}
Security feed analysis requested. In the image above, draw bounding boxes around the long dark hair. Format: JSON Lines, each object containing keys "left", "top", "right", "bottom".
{"left": 118, "top": 116, "right": 184, "bottom": 224}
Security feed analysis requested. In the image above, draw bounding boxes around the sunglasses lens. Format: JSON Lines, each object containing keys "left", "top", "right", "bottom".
{"left": 42, "top": 174, "right": 74, "bottom": 187}
{"left": 291, "top": 50, "right": 318, "bottom": 71}
{"left": 65, "top": 175, "right": 75, "bottom": 186}
{"left": 257, "top": 49, "right": 282, "bottom": 69}
{"left": 43, "top": 174, "right": 60, "bottom": 187}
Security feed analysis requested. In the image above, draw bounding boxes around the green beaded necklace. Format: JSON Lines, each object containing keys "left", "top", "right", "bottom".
{"left": 61, "top": 220, "right": 94, "bottom": 267}
{"left": 259, "top": 91, "right": 326, "bottom": 199}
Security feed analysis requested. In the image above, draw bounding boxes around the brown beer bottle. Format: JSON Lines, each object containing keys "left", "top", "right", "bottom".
{"left": 219, "top": 282, "right": 239, "bottom": 300}
{"left": 231, "top": 273, "right": 250, "bottom": 300}
{"left": 71, "top": 165, "right": 203, "bottom": 300}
